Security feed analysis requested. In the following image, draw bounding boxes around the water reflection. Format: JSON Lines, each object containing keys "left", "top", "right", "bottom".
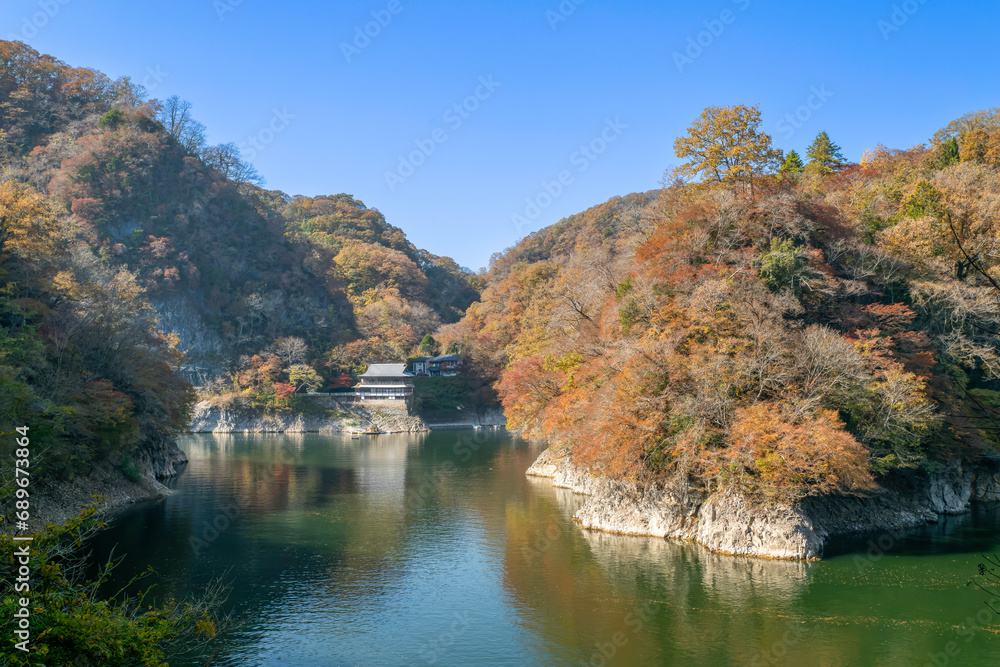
{"left": 579, "top": 531, "right": 811, "bottom": 607}
{"left": 85, "top": 434, "right": 1000, "bottom": 667}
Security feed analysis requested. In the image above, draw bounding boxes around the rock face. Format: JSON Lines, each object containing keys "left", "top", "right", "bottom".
{"left": 149, "top": 294, "right": 227, "bottom": 387}
{"left": 420, "top": 406, "right": 508, "bottom": 427}
{"left": 188, "top": 399, "right": 429, "bottom": 433}
{"left": 971, "top": 460, "right": 1000, "bottom": 501}
{"left": 136, "top": 435, "right": 189, "bottom": 480}
{"left": 14, "top": 437, "right": 190, "bottom": 533}
{"left": 526, "top": 446, "right": 996, "bottom": 560}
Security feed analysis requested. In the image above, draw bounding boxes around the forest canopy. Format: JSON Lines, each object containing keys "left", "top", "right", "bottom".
{"left": 442, "top": 105, "right": 1000, "bottom": 502}
{"left": 0, "top": 39, "right": 480, "bottom": 422}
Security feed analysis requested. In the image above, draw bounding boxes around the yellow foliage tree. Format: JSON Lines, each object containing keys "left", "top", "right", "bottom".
{"left": 0, "top": 181, "right": 60, "bottom": 270}
{"left": 673, "top": 104, "right": 782, "bottom": 201}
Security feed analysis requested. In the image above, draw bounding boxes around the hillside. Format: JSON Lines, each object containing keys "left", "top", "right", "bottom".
{"left": 5, "top": 39, "right": 1000, "bottom": 527}
{"left": 445, "top": 107, "right": 1000, "bottom": 505}
{"left": 0, "top": 40, "right": 480, "bottom": 501}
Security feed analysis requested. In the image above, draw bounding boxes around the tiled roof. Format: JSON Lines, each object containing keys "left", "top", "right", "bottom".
{"left": 359, "top": 363, "right": 408, "bottom": 377}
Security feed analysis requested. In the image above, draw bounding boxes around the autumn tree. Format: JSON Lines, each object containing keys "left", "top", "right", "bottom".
{"left": 721, "top": 404, "right": 875, "bottom": 501}
{"left": 288, "top": 364, "right": 323, "bottom": 393}
{"left": 334, "top": 241, "right": 428, "bottom": 301}
{"left": 202, "top": 142, "right": 264, "bottom": 188}
{"left": 273, "top": 336, "right": 308, "bottom": 365}
{"left": 806, "top": 131, "right": 846, "bottom": 173}
{"left": 932, "top": 108, "right": 1000, "bottom": 145}
{"left": 355, "top": 292, "right": 441, "bottom": 358}
{"left": 673, "top": 104, "right": 782, "bottom": 201}
{"left": 157, "top": 95, "right": 206, "bottom": 155}
{"left": 0, "top": 181, "right": 60, "bottom": 271}
{"left": 0, "top": 40, "right": 141, "bottom": 152}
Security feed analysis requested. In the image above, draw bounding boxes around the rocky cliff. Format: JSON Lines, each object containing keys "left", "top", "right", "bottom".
{"left": 526, "top": 446, "right": 1000, "bottom": 560}
{"left": 188, "top": 398, "right": 429, "bottom": 433}
{"left": 12, "top": 437, "right": 189, "bottom": 533}
{"left": 149, "top": 294, "right": 228, "bottom": 387}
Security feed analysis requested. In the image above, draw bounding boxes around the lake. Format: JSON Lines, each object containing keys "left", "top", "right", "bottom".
{"left": 87, "top": 432, "right": 1000, "bottom": 666}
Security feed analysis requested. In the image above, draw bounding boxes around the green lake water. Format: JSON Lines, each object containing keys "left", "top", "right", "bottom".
{"left": 87, "top": 432, "right": 1000, "bottom": 666}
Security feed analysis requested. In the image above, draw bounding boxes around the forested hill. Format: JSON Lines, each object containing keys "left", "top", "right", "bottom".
{"left": 443, "top": 105, "right": 1000, "bottom": 501}
{"left": 0, "top": 41, "right": 477, "bottom": 480}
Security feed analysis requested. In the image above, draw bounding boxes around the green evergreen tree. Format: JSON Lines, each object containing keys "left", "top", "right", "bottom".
{"left": 779, "top": 149, "right": 805, "bottom": 174}
{"left": 806, "top": 131, "right": 846, "bottom": 173}
{"left": 420, "top": 334, "right": 440, "bottom": 355}
{"left": 937, "top": 137, "right": 960, "bottom": 168}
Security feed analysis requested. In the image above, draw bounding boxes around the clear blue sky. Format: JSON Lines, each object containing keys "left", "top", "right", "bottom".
{"left": 6, "top": 0, "right": 999, "bottom": 270}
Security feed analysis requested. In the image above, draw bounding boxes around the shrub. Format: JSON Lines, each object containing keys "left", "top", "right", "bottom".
{"left": 0, "top": 504, "right": 231, "bottom": 666}
{"left": 98, "top": 108, "right": 127, "bottom": 131}
{"left": 121, "top": 455, "right": 142, "bottom": 483}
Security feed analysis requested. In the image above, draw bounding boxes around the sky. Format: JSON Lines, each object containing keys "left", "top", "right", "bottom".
{"left": 5, "top": 0, "right": 1000, "bottom": 270}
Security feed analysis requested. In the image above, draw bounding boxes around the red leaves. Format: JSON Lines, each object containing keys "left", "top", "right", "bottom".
{"left": 76, "top": 379, "right": 134, "bottom": 424}
{"left": 863, "top": 303, "right": 916, "bottom": 333}
{"left": 329, "top": 373, "right": 354, "bottom": 389}
{"left": 70, "top": 197, "right": 103, "bottom": 223}
{"left": 498, "top": 356, "right": 562, "bottom": 433}
{"left": 725, "top": 404, "right": 875, "bottom": 500}
{"left": 274, "top": 382, "right": 296, "bottom": 401}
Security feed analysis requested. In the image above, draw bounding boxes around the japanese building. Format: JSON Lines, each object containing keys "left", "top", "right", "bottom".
{"left": 355, "top": 363, "right": 414, "bottom": 402}
{"left": 411, "top": 354, "right": 463, "bottom": 377}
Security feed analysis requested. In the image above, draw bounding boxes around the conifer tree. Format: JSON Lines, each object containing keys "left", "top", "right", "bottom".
{"left": 806, "top": 131, "right": 846, "bottom": 172}
{"left": 779, "top": 149, "right": 805, "bottom": 174}
{"left": 937, "top": 137, "right": 960, "bottom": 168}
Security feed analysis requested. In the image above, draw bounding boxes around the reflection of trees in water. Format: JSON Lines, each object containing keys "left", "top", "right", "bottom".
{"left": 524, "top": 477, "right": 587, "bottom": 519}
{"left": 579, "top": 530, "right": 811, "bottom": 608}
{"left": 509, "top": 486, "right": 1000, "bottom": 666}
{"left": 503, "top": 477, "right": 820, "bottom": 665}
{"left": 501, "top": 483, "right": 660, "bottom": 666}
{"left": 578, "top": 530, "right": 817, "bottom": 664}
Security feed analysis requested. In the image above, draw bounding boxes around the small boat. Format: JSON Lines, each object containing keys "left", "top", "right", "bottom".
{"left": 363, "top": 425, "right": 383, "bottom": 435}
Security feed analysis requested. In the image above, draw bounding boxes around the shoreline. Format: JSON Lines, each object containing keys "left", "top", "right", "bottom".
{"left": 526, "top": 446, "right": 1000, "bottom": 560}
{"left": 187, "top": 400, "right": 506, "bottom": 434}
{"left": 4, "top": 437, "right": 189, "bottom": 534}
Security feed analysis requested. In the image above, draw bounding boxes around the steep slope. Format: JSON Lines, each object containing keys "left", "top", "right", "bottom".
{"left": 445, "top": 130, "right": 1000, "bottom": 555}
{"left": 0, "top": 40, "right": 481, "bottom": 520}
{"left": 1, "top": 40, "right": 479, "bottom": 419}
